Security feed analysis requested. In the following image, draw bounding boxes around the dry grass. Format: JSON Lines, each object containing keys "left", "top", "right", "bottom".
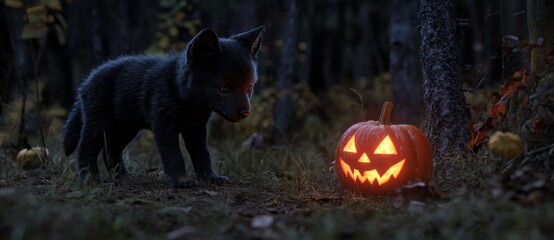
{"left": 1, "top": 87, "right": 554, "bottom": 239}
{"left": 1, "top": 122, "right": 554, "bottom": 240}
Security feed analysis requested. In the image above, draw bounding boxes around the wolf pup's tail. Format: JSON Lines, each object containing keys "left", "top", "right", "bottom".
{"left": 63, "top": 102, "right": 82, "bottom": 156}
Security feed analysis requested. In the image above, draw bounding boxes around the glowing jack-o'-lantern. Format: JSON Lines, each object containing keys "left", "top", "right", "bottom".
{"left": 335, "top": 102, "right": 432, "bottom": 195}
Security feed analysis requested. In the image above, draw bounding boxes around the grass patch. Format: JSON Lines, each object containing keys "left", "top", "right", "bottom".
{"left": 1, "top": 111, "right": 554, "bottom": 239}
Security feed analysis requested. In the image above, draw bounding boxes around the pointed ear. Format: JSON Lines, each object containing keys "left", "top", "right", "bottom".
{"left": 231, "top": 26, "right": 265, "bottom": 58}
{"left": 187, "top": 28, "right": 221, "bottom": 61}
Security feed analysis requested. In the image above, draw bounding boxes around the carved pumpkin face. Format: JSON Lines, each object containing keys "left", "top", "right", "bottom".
{"left": 339, "top": 134, "right": 405, "bottom": 186}
{"left": 336, "top": 102, "right": 432, "bottom": 195}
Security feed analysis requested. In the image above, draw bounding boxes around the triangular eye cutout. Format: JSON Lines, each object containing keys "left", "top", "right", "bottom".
{"left": 374, "top": 135, "right": 397, "bottom": 155}
{"left": 358, "top": 153, "right": 371, "bottom": 163}
{"left": 343, "top": 135, "right": 357, "bottom": 153}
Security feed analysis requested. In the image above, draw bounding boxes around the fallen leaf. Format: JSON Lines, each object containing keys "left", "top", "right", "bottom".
{"left": 389, "top": 180, "right": 443, "bottom": 208}
{"left": 407, "top": 200, "right": 426, "bottom": 213}
{"left": 65, "top": 190, "right": 85, "bottom": 199}
{"left": 204, "top": 190, "right": 218, "bottom": 197}
{"left": 251, "top": 215, "right": 274, "bottom": 229}
{"left": 122, "top": 197, "right": 156, "bottom": 205}
{"left": 166, "top": 226, "right": 195, "bottom": 240}
{"left": 488, "top": 166, "right": 553, "bottom": 206}
{"left": 468, "top": 119, "right": 493, "bottom": 150}
{"left": 160, "top": 206, "right": 192, "bottom": 215}
{"left": 468, "top": 69, "right": 529, "bottom": 150}
{"left": 533, "top": 119, "right": 547, "bottom": 134}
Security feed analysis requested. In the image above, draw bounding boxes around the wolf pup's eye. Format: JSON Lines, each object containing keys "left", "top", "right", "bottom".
{"left": 247, "top": 85, "right": 253, "bottom": 93}
{"left": 218, "top": 86, "right": 230, "bottom": 93}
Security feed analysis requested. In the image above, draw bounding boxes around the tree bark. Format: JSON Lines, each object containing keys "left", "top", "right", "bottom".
{"left": 273, "top": 0, "right": 298, "bottom": 143}
{"left": 523, "top": 0, "right": 554, "bottom": 149}
{"left": 5, "top": 6, "right": 33, "bottom": 101}
{"left": 389, "top": 0, "right": 423, "bottom": 125}
{"left": 0, "top": 3, "right": 14, "bottom": 110}
{"left": 419, "top": 0, "right": 470, "bottom": 160}
{"left": 129, "top": 0, "right": 158, "bottom": 51}
{"left": 353, "top": 1, "right": 370, "bottom": 83}
{"left": 308, "top": 1, "right": 338, "bottom": 94}
{"left": 88, "top": 0, "right": 104, "bottom": 65}
{"left": 105, "top": 0, "right": 130, "bottom": 56}
{"left": 307, "top": 2, "right": 325, "bottom": 94}
{"left": 4, "top": 5, "right": 35, "bottom": 148}
{"left": 528, "top": 0, "right": 554, "bottom": 75}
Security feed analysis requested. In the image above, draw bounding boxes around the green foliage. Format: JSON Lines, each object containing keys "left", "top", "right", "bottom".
{"left": 5, "top": 0, "right": 67, "bottom": 44}
{"left": 148, "top": 0, "right": 202, "bottom": 52}
{"left": 3, "top": 0, "right": 22, "bottom": 8}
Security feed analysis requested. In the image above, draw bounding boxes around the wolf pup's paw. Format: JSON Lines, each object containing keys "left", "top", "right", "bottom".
{"left": 115, "top": 172, "right": 132, "bottom": 179}
{"left": 76, "top": 171, "right": 101, "bottom": 182}
{"left": 114, "top": 165, "right": 130, "bottom": 177}
{"left": 169, "top": 179, "right": 198, "bottom": 188}
{"left": 202, "top": 174, "right": 229, "bottom": 186}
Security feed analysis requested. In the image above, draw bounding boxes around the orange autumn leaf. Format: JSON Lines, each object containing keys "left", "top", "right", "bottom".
{"left": 468, "top": 69, "right": 529, "bottom": 151}
{"left": 511, "top": 69, "right": 526, "bottom": 79}
{"left": 468, "top": 119, "right": 493, "bottom": 150}
{"left": 487, "top": 103, "right": 506, "bottom": 117}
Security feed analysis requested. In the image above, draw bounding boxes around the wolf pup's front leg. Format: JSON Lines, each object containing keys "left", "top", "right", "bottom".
{"left": 152, "top": 125, "right": 195, "bottom": 188}
{"left": 182, "top": 126, "right": 228, "bottom": 185}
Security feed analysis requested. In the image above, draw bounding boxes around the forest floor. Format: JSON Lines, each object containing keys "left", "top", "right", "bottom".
{"left": 1, "top": 116, "right": 554, "bottom": 240}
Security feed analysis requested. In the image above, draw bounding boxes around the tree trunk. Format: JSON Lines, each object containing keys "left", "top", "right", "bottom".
{"left": 528, "top": 0, "right": 554, "bottom": 75}
{"left": 0, "top": 3, "right": 14, "bottom": 110}
{"left": 88, "top": 0, "right": 104, "bottom": 65}
{"left": 105, "top": 0, "right": 130, "bottom": 56}
{"left": 5, "top": 5, "right": 35, "bottom": 148}
{"left": 308, "top": 1, "right": 337, "bottom": 94}
{"left": 5, "top": 6, "right": 33, "bottom": 101}
{"left": 307, "top": 2, "right": 325, "bottom": 94}
{"left": 504, "top": 0, "right": 528, "bottom": 39}
{"left": 419, "top": 0, "right": 470, "bottom": 160}
{"left": 523, "top": 0, "right": 554, "bottom": 149}
{"left": 129, "top": 0, "right": 158, "bottom": 51}
{"left": 273, "top": 0, "right": 298, "bottom": 143}
{"left": 353, "top": 1, "right": 370, "bottom": 83}
{"left": 389, "top": 0, "right": 423, "bottom": 125}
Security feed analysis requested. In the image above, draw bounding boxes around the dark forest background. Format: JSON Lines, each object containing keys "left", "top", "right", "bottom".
{"left": 4, "top": 1, "right": 554, "bottom": 239}
{"left": 0, "top": 0, "right": 530, "bottom": 146}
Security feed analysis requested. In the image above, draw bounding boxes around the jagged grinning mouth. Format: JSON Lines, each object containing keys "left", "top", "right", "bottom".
{"left": 339, "top": 158, "right": 405, "bottom": 185}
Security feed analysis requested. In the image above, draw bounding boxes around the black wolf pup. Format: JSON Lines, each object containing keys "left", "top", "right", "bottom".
{"left": 63, "top": 26, "right": 265, "bottom": 188}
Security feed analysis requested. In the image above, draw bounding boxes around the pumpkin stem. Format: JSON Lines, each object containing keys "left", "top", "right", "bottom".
{"left": 378, "top": 102, "right": 393, "bottom": 125}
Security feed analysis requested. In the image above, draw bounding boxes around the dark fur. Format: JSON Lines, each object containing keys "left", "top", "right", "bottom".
{"left": 63, "top": 27, "right": 265, "bottom": 188}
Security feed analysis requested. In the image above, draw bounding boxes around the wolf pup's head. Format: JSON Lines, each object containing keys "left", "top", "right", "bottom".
{"left": 180, "top": 26, "right": 265, "bottom": 122}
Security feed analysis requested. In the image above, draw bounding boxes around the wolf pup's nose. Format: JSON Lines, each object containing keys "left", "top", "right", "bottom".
{"left": 240, "top": 110, "right": 250, "bottom": 118}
